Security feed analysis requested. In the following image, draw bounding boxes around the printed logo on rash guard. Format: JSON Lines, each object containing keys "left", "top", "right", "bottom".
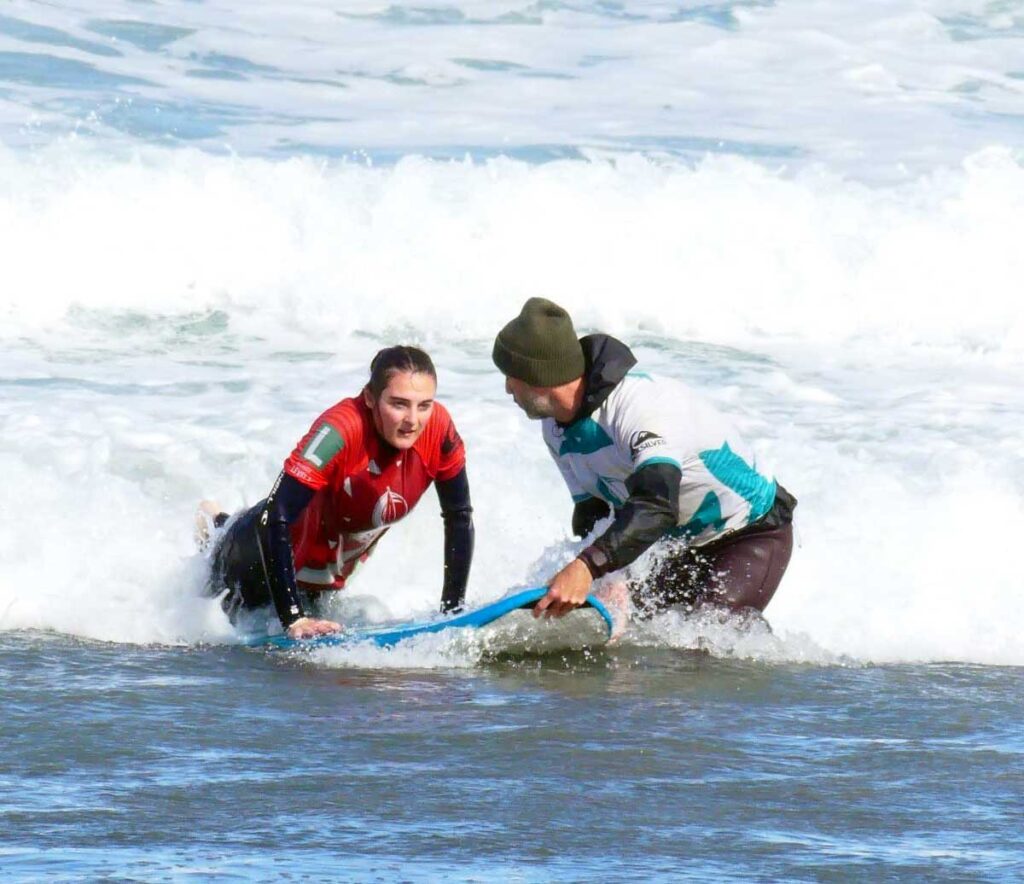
{"left": 301, "top": 423, "right": 345, "bottom": 468}
{"left": 441, "top": 424, "right": 462, "bottom": 457}
{"left": 629, "top": 430, "right": 665, "bottom": 460}
{"left": 372, "top": 487, "right": 409, "bottom": 527}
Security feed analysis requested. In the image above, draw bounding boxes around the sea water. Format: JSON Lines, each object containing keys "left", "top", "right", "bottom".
{"left": 1, "top": 1, "right": 1022, "bottom": 880}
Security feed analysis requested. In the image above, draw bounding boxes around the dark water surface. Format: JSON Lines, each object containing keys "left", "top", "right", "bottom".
{"left": 1, "top": 633, "right": 1021, "bottom": 881}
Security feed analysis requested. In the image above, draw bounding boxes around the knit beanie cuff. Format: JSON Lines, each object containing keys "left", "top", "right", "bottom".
{"left": 492, "top": 335, "right": 585, "bottom": 387}
{"left": 492, "top": 298, "right": 585, "bottom": 387}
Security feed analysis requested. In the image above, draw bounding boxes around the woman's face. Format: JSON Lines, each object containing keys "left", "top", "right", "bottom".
{"left": 364, "top": 370, "right": 437, "bottom": 449}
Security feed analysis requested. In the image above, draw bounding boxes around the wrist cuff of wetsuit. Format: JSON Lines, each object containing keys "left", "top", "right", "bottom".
{"left": 579, "top": 545, "right": 612, "bottom": 579}
{"left": 281, "top": 604, "right": 306, "bottom": 629}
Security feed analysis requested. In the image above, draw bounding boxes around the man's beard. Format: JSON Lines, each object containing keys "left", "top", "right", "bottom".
{"left": 515, "top": 390, "right": 556, "bottom": 420}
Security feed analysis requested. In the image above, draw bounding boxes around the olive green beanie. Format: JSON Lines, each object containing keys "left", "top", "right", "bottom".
{"left": 492, "top": 297, "right": 585, "bottom": 387}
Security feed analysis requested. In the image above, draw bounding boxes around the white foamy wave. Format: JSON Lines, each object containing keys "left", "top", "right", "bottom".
{"left": 0, "top": 451, "right": 232, "bottom": 645}
{"left": 1, "top": 143, "right": 1023, "bottom": 355}
{"left": 305, "top": 632, "right": 482, "bottom": 671}
{"left": 772, "top": 461, "right": 1024, "bottom": 667}
{"left": 1, "top": 142, "right": 1022, "bottom": 667}
{"left": 632, "top": 607, "right": 843, "bottom": 666}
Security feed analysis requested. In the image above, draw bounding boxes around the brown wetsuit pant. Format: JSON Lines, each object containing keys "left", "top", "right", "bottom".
{"left": 629, "top": 515, "right": 794, "bottom": 618}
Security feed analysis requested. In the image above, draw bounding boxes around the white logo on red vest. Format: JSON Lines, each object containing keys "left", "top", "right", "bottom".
{"left": 372, "top": 487, "right": 409, "bottom": 527}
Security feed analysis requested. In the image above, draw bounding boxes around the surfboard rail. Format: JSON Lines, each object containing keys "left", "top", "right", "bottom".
{"left": 245, "top": 586, "right": 615, "bottom": 650}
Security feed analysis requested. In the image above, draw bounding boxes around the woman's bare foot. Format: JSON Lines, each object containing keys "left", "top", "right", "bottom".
{"left": 193, "top": 500, "right": 227, "bottom": 551}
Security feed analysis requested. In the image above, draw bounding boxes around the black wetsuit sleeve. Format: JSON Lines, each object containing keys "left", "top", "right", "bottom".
{"left": 436, "top": 467, "right": 474, "bottom": 613}
{"left": 572, "top": 496, "right": 611, "bottom": 538}
{"left": 578, "top": 462, "right": 681, "bottom": 578}
{"left": 255, "top": 472, "right": 315, "bottom": 629}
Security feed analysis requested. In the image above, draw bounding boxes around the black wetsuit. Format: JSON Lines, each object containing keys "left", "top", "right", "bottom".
{"left": 209, "top": 467, "right": 474, "bottom": 626}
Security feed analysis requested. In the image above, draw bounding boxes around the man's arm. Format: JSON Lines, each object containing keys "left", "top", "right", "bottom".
{"left": 572, "top": 496, "right": 610, "bottom": 538}
{"left": 254, "top": 472, "right": 340, "bottom": 637}
{"left": 535, "top": 462, "right": 681, "bottom": 618}
{"left": 435, "top": 467, "right": 474, "bottom": 613}
{"left": 578, "top": 462, "right": 681, "bottom": 578}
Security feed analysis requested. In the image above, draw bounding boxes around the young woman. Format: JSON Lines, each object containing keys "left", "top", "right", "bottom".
{"left": 202, "top": 346, "right": 474, "bottom": 639}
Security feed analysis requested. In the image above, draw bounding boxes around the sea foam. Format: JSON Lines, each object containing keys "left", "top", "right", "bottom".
{"left": 1, "top": 143, "right": 1022, "bottom": 665}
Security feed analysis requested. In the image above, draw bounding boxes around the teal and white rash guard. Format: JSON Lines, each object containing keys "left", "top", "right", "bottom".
{"left": 543, "top": 335, "right": 780, "bottom": 577}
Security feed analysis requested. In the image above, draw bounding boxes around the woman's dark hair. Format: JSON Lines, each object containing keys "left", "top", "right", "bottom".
{"left": 366, "top": 345, "right": 437, "bottom": 397}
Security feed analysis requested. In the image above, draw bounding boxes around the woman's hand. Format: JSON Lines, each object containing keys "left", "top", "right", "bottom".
{"left": 286, "top": 616, "right": 342, "bottom": 639}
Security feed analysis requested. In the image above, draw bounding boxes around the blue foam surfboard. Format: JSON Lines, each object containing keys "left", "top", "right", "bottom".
{"left": 245, "top": 586, "right": 614, "bottom": 650}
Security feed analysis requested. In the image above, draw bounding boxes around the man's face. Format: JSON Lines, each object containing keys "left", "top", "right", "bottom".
{"left": 505, "top": 376, "right": 557, "bottom": 420}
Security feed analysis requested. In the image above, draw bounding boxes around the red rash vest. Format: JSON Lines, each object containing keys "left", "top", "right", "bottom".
{"left": 282, "top": 397, "right": 465, "bottom": 590}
